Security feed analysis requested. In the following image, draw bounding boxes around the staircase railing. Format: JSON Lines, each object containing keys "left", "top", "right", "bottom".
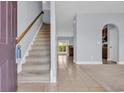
{"left": 16, "top": 11, "right": 44, "bottom": 44}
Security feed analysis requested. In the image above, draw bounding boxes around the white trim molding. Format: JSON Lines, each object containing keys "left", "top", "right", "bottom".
{"left": 118, "top": 61, "right": 124, "bottom": 64}
{"left": 74, "top": 61, "right": 102, "bottom": 64}
{"left": 50, "top": 1, "right": 57, "bottom": 83}
{"left": 73, "top": 60, "right": 77, "bottom": 64}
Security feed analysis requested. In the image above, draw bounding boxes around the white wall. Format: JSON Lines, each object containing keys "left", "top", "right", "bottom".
{"left": 74, "top": 13, "right": 124, "bottom": 64}
{"left": 42, "top": 1, "right": 50, "bottom": 10}
{"left": 17, "top": 1, "right": 43, "bottom": 72}
{"left": 57, "top": 37, "right": 73, "bottom": 46}
{"left": 42, "top": 1, "right": 50, "bottom": 24}
{"left": 55, "top": 1, "right": 124, "bottom": 37}
{"left": 50, "top": 1, "right": 57, "bottom": 82}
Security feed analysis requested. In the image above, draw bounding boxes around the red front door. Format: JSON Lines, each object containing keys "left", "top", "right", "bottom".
{"left": 0, "top": 1, "right": 17, "bottom": 91}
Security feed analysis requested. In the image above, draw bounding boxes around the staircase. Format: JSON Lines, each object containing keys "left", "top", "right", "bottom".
{"left": 18, "top": 24, "right": 50, "bottom": 83}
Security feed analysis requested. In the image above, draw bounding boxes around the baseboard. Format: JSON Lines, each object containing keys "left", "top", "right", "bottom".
{"left": 50, "top": 68, "right": 57, "bottom": 83}
{"left": 75, "top": 61, "right": 102, "bottom": 64}
{"left": 73, "top": 60, "right": 77, "bottom": 64}
{"left": 17, "top": 22, "right": 43, "bottom": 73}
{"left": 118, "top": 61, "right": 124, "bottom": 64}
{"left": 74, "top": 61, "right": 124, "bottom": 64}
{"left": 17, "top": 61, "right": 22, "bottom": 73}
{"left": 18, "top": 81, "right": 50, "bottom": 83}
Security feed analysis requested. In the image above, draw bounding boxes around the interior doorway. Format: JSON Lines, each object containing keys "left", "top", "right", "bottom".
{"left": 57, "top": 40, "right": 74, "bottom": 65}
{"left": 102, "top": 24, "right": 119, "bottom": 64}
{"left": 58, "top": 40, "right": 69, "bottom": 55}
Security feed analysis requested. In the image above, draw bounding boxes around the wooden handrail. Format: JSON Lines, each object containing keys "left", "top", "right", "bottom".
{"left": 16, "top": 11, "right": 44, "bottom": 44}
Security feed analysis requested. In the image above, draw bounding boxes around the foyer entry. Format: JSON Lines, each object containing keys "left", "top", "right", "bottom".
{"left": 102, "top": 24, "right": 119, "bottom": 64}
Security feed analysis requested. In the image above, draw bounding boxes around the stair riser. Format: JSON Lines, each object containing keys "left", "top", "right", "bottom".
{"left": 28, "top": 52, "right": 50, "bottom": 56}
{"left": 26, "top": 56, "right": 50, "bottom": 59}
{"left": 26, "top": 57, "right": 50, "bottom": 60}
{"left": 18, "top": 76, "right": 49, "bottom": 81}
{"left": 27, "top": 55, "right": 50, "bottom": 58}
{"left": 37, "top": 35, "right": 50, "bottom": 37}
{"left": 29, "top": 50, "right": 50, "bottom": 53}
{"left": 22, "top": 65, "right": 50, "bottom": 72}
{"left": 33, "top": 42, "right": 50, "bottom": 47}
{"left": 34, "top": 40, "right": 50, "bottom": 42}
{"left": 35, "top": 38, "right": 50, "bottom": 40}
{"left": 36, "top": 35, "right": 50, "bottom": 37}
{"left": 31, "top": 47, "right": 50, "bottom": 50}
{"left": 33, "top": 44, "right": 50, "bottom": 47}
{"left": 39, "top": 28, "right": 50, "bottom": 33}
{"left": 36, "top": 34, "right": 50, "bottom": 36}
{"left": 39, "top": 30, "right": 50, "bottom": 31}
{"left": 31, "top": 48, "right": 50, "bottom": 51}
{"left": 33, "top": 41, "right": 50, "bottom": 44}
{"left": 31, "top": 46, "right": 50, "bottom": 49}
{"left": 26, "top": 58, "right": 50, "bottom": 62}
{"left": 28, "top": 53, "right": 50, "bottom": 57}
{"left": 38, "top": 32, "right": 50, "bottom": 34}
{"left": 37, "top": 34, "right": 50, "bottom": 36}
{"left": 32, "top": 44, "right": 50, "bottom": 46}
{"left": 32, "top": 44, "right": 50, "bottom": 47}
{"left": 38, "top": 32, "right": 50, "bottom": 33}
{"left": 24, "top": 62, "right": 50, "bottom": 65}
{"left": 26, "top": 60, "right": 50, "bottom": 64}
{"left": 35, "top": 37, "right": 50, "bottom": 39}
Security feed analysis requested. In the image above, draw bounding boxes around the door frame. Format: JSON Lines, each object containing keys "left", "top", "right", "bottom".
{"left": 107, "top": 24, "right": 119, "bottom": 63}
{"left": 102, "top": 24, "right": 119, "bottom": 64}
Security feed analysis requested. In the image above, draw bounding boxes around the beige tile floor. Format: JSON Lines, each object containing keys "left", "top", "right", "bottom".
{"left": 17, "top": 55, "right": 124, "bottom": 92}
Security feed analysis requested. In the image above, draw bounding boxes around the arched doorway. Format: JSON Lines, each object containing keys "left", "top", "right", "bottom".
{"left": 102, "top": 24, "right": 119, "bottom": 64}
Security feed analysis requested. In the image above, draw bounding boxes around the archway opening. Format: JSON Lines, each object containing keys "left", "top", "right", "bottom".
{"left": 102, "top": 24, "right": 119, "bottom": 64}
